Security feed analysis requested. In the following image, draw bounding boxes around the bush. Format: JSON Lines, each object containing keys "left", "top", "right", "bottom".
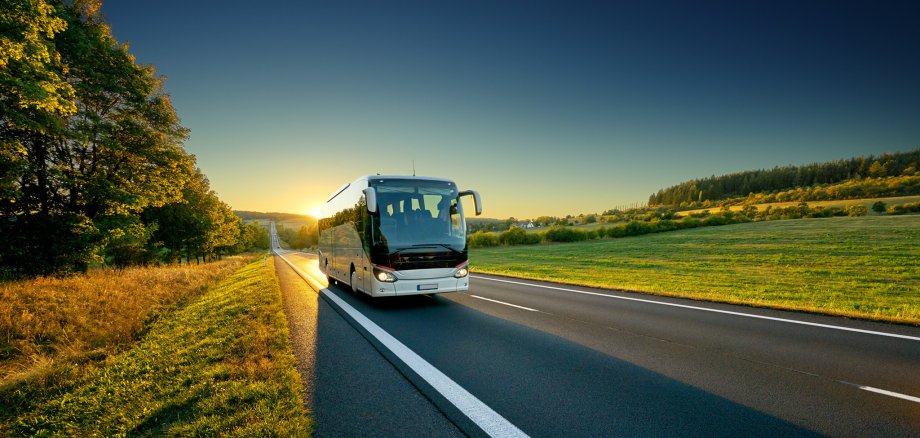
{"left": 887, "top": 201, "right": 920, "bottom": 215}
{"left": 655, "top": 220, "right": 679, "bottom": 232}
{"left": 498, "top": 227, "right": 541, "bottom": 245}
{"left": 607, "top": 224, "right": 627, "bottom": 238}
{"left": 846, "top": 205, "right": 868, "bottom": 217}
{"left": 702, "top": 214, "right": 735, "bottom": 226}
{"left": 623, "top": 220, "right": 655, "bottom": 236}
{"left": 542, "top": 225, "right": 588, "bottom": 242}
{"left": 806, "top": 207, "right": 835, "bottom": 218}
{"left": 679, "top": 217, "right": 702, "bottom": 229}
{"left": 467, "top": 231, "right": 500, "bottom": 248}
{"left": 872, "top": 201, "right": 887, "bottom": 213}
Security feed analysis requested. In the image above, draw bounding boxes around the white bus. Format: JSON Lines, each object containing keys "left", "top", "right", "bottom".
{"left": 317, "top": 175, "right": 481, "bottom": 297}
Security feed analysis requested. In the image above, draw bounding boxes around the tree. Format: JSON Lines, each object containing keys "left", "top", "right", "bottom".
{"left": 144, "top": 167, "right": 243, "bottom": 264}
{"left": 868, "top": 161, "right": 886, "bottom": 177}
{"left": 0, "top": 1, "right": 230, "bottom": 276}
{"left": 0, "top": 0, "right": 76, "bottom": 118}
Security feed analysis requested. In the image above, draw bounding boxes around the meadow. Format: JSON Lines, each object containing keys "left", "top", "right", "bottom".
{"left": 1, "top": 257, "right": 311, "bottom": 435}
{"left": 471, "top": 215, "right": 920, "bottom": 324}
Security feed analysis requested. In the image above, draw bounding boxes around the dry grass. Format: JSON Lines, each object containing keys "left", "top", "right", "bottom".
{"left": 0, "top": 256, "right": 255, "bottom": 387}
{"left": 4, "top": 257, "right": 311, "bottom": 435}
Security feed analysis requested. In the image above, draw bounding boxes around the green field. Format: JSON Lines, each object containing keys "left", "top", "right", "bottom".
{"left": 4, "top": 259, "right": 312, "bottom": 436}
{"left": 471, "top": 215, "right": 920, "bottom": 324}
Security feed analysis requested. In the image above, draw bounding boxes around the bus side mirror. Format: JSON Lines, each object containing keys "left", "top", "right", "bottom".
{"left": 459, "top": 190, "right": 482, "bottom": 216}
{"left": 364, "top": 188, "right": 377, "bottom": 213}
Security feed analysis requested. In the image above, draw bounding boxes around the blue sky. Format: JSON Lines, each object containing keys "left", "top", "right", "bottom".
{"left": 101, "top": 0, "right": 920, "bottom": 218}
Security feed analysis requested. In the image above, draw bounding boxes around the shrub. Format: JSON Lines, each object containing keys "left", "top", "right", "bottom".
{"left": 467, "top": 231, "right": 499, "bottom": 248}
{"left": 677, "top": 217, "right": 699, "bottom": 229}
{"left": 624, "top": 220, "right": 655, "bottom": 236}
{"left": 807, "top": 207, "right": 835, "bottom": 218}
{"left": 702, "top": 214, "right": 735, "bottom": 226}
{"left": 846, "top": 205, "right": 868, "bottom": 217}
{"left": 607, "top": 224, "right": 627, "bottom": 237}
{"left": 542, "top": 225, "right": 588, "bottom": 242}
{"left": 498, "top": 227, "right": 541, "bottom": 245}
{"left": 887, "top": 202, "right": 920, "bottom": 215}
{"left": 655, "top": 220, "right": 679, "bottom": 232}
{"left": 888, "top": 204, "right": 907, "bottom": 215}
{"left": 872, "top": 201, "right": 887, "bottom": 213}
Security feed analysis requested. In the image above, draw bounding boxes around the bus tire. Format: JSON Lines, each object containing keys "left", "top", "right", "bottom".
{"left": 350, "top": 268, "right": 359, "bottom": 295}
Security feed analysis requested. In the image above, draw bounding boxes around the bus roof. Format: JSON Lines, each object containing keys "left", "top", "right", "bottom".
{"left": 358, "top": 175, "right": 456, "bottom": 183}
{"left": 326, "top": 175, "right": 457, "bottom": 203}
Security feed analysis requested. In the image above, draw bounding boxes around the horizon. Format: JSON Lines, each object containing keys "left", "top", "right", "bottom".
{"left": 235, "top": 147, "right": 918, "bottom": 220}
{"left": 101, "top": 1, "right": 920, "bottom": 218}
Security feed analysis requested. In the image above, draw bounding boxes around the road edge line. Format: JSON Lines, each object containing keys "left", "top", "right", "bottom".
{"left": 274, "top": 252, "right": 528, "bottom": 438}
{"left": 472, "top": 275, "right": 920, "bottom": 342}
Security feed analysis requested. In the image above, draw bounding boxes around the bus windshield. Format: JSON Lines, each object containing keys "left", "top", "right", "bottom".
{"left": 371, "top": 179, "right": 466, "bottom": 253}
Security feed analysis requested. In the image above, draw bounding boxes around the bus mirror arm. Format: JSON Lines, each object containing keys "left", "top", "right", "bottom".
{"left": 364, "top": 188, "right": 377, "bottom": 213}
{"left": 459, "top": 190, "right": 482, "bottom": 216}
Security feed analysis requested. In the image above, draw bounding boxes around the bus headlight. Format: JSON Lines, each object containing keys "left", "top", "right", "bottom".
{"left": 454, "top": 267, "right": 469, "bottom": 278}
{"left": 373, "top": 266, "right": 397, "bottom": 282}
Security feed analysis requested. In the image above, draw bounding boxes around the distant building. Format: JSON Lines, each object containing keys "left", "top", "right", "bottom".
{"left": 513, "top": 221, "right": 536, "bottom": 229}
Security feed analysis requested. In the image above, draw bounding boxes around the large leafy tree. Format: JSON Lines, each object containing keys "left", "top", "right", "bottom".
{"left": 0, "top": 1, "right": 250, "bottom": 278}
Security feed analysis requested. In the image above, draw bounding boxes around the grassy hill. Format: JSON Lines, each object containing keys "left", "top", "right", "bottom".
{"left": 471, "top": 215, "right": 920, "bottom": 325}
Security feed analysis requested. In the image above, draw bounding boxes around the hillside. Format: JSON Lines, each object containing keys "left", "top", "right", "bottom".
{"left": 649, "top": 149, "right": 920, "bottom": 207}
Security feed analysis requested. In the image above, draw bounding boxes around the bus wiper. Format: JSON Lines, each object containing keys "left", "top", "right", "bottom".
{"left": 410, "top": 243, "right": 461, "bottom": 254}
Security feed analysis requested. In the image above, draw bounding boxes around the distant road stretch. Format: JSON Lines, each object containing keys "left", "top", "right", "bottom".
{"left": 269, "top": 224, "right": 919, "bottom": 437}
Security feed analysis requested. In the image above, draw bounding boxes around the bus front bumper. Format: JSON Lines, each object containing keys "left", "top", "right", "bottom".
{"left": 369, "top": 275, "right": 469, "bottom": 297}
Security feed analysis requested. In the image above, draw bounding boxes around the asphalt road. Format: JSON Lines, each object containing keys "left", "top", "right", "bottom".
{"left": 270, "top": 224, "right": 919, "bottom": 437}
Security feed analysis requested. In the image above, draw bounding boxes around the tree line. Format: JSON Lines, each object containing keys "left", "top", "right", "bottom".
{"left": 1, "top": 0, "right": 260, "bottom": 278}
{"left": 648, "top": 149, "right": 920, "bottom": 206}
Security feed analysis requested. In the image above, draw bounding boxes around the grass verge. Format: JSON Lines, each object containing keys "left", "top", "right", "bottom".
{"left": 2, "top": 257, "right": 312, "bottom": 436}
{"left": 1, "top": 257, "right": 252, "bottom": 388}
{"left": 472, "top": 215, "right": 920, "bottom": 325}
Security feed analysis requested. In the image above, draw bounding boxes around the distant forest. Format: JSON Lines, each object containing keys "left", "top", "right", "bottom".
{"left": 649, "top": 149, "right": 920, "bottom": 207}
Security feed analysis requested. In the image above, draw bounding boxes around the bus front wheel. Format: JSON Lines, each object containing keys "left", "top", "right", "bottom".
{"left": 350, "top": 269, "right": 360, "bottom": 295}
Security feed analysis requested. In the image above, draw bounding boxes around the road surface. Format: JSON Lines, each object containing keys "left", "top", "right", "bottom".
{"left": 269, "top": 223, "right": 920, "bottom": 437}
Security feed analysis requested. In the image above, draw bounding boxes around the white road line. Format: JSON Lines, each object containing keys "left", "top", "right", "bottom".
{"left": 472, "top": 275, "right": 920, "bottom": 342}
{"left": 470, "top": 295, "right": 539, "bottom": 312}
{"left": 858, "top": 386, "right": 920, "bottom": 404}
{"left": 276, "top": 253, "right": 527, "bottom": 438}
{"left": 322, "top": 292, "right": 528, "bottom": 437}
